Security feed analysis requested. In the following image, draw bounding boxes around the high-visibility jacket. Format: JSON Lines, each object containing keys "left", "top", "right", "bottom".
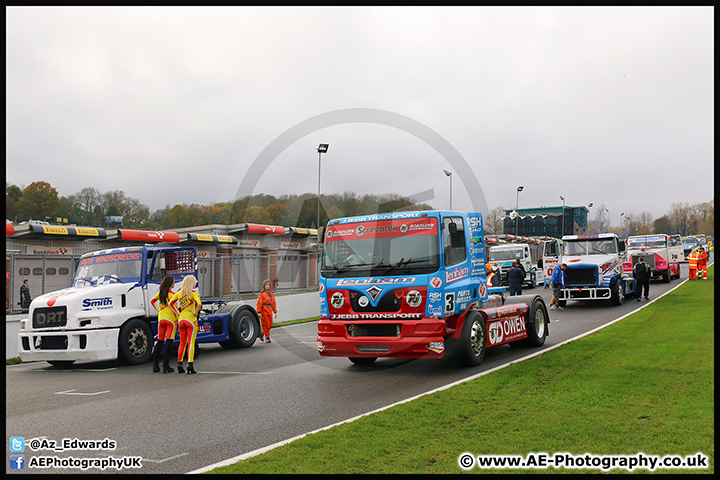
{"left": 697, "top": 250, "right": 708, "bottom": 267}
{"left": 688, "top": 251, "right": 698, "bottom": 270}
{"left": 257, "top": 290, "right": 277, "bottom": 319}
{"left": 487, "top": 272, "right": 499, "bottom": 287}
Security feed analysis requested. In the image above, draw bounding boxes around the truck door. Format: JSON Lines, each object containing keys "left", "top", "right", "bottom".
{"left": 440, "top": 215, "right": 479, "bottom": 316}
{"left": 543, "top": 240, "right": 561, "bottom": 287}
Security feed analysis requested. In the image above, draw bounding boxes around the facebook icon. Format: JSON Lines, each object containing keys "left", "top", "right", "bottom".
{"left": 10, "top": 455, "right": 25, "bottom": 470}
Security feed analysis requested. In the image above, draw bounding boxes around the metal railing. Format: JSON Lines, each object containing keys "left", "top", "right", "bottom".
{"left": 6, "top": 252, "right": 318, "bottom": 314}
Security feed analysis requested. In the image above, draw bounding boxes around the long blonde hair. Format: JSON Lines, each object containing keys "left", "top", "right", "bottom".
{"left": 179, "top": 275, "right": 196, "bottom": 298}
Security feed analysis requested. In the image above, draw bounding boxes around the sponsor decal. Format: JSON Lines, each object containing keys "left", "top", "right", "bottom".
{"left": 431, "top": 277, "right": 442, "bottom": 288}
{"left": 446, "top": 266, "right": 469, "bottom": 284}
{"left": 330, "top": 292, "right": 344, "bottom": 308}
{"left": 46, "top": 292, "right": 74, "bottom": 307}
{"left": 406, "top": 290, "right": 422, "bottom": 308}
{"left": 428, "top": 291, "right": 442, "bottom": 302}
{"left": 487, "top": 316, "right": 527, "bottom": 346}
{"left": 81, "top": 297, "right": 113, "bottom": 310}
{"left": 79, "top": 252, "right": 142, "bottom": 266}
{"left": 357, "top": 295, "right": 369, "bottom": 307}
{"left": 331, "top": 313, "right": 424, "bottom": 319}
{"left": 478, "top": 282, "right": 486, "bottom": 298}
{"left": 326, "top": 218, "right": 438, "bottom": 242}
{"left": 427, "top": 342, "right": 444, "bottom": 354}
{"left": 336, "top": 277, "right": 416, "bottom": 286}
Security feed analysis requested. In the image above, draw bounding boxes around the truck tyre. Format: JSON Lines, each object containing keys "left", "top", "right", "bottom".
{"left": 504, "top": 295, "right": 548, "bottom": 347}
{"left": 48, "top": 360, "right": 75, "bottom": 368}
{"left": 217, "top": 304, "right": 259, "bottom": 349}
{"left": 662, "top": 268, "right": 670, "bottom": 283}
{"left": 610, "top": 279, "right": 623, "bottom": 306}
{"left": 349, "top": 357, "right": 377, "bottom": 365}
{"left": 118, "top": 319, "right": 153, "bottom": 364}
{"left": 455, "top": 310, "right": 486, "bottom": 367}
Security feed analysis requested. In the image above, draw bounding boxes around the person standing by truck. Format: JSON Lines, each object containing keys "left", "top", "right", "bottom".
{"left": 506, "top": 260, "right": 524, "bottom": 296}
{"left": 257, "top": 279, "right": 278, "bottom": 343}
{"left": 549, "top": 263, "right": 567, "bottom": 310}
{"left": 19, "top": 279, "right": 31, "bottom": 313}
{"left": 150, "top": 276, "right": 177, "bottom": 373}
{"left": 486, "top": 263, "right": 500, "bottom": 287}
{"left": 633, "top": 256, "right": 651, "bottom": 300}
{"left": 170, "top": 275, "right": 201, "bottom": 374}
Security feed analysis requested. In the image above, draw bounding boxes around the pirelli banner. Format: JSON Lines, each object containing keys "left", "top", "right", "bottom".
{"left": 187, "top": 233, "right": 238, "bottom": 244}
{"left": 118, "top": 229, "right": 181, "bottom": 243}
{"left": 31, "top": 224, "right": 107, "bottom": 239}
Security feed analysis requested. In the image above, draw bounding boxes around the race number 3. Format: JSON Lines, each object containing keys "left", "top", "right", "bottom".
{"left": 445, "top": 293, "right": 455, "bottom": 312}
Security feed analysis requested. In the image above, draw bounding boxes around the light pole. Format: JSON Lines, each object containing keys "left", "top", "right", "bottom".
{"left": 443, "top": 170, "right": 452, "bottom": 210}
{"left": 559, "top": 195, "right": 566, "bottom": 238}
{"left": 515, "top": 185, "right": 524, "bottom": 237}
{"left": 602, "top": 207, "right": 609, "bottom": 232}
{"left": 317, "top": 144, "right": 329, "bottom": 229}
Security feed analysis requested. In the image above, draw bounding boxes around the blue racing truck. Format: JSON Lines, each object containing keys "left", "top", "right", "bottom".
{"left": 316, "top": 211, "right": 550, "bottom": 366}
{"left": 18, "top": 245, "right": 261, "bottom": 367}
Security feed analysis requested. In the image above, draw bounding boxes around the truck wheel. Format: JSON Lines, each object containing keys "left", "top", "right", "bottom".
{"left": 47, "top": 360, "right": 75, "bottom": 368}
{"left": 218, "top": 304, "right": 260, "bottom": 349}
{"left": 455, "top": 310, "right": 486, "bottom": 367}
{"left": 662, "top": 268, "right": 670, "bottom": 283}
{"left": 349, "top": 357, "right": 377, "bottom": 365}
{"left": 610, "top": 280, "right": 623, "bottom": 306}
{"left": 118, "top": 319, "right": 153, "bottom": 364}
{"left": 504, "top": 295, "right": 548, "bottom": 347}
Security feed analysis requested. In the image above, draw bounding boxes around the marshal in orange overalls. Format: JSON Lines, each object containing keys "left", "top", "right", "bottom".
{"left": 696, "top": 248, "right": 708, "bottom": 280}
{"left": 257, "top": 284, "right": 277, "bottom": 342}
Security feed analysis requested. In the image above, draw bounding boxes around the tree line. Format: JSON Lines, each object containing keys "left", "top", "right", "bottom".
{"left": 5, "top": 181, "right": 433, "bottom": 230}
{"left": 7, "top": 181, "right": 713, "bottom": 237}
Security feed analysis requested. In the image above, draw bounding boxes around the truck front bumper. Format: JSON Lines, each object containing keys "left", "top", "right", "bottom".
{"left": 18, "top": 328, "right": 120, "bottom": 363}
{"left": 560, "top": 287, "right": 611, "bottom": 301}
{"left": 316, "top": 317, "right": 447, "bottom": 359}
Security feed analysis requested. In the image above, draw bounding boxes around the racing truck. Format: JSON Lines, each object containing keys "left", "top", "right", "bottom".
{"left": 316, "top": 210, "right": 550, "bottom": 366}
{"left": 682, "top": 235, "right": 709, "bottom": 260}
{"left": 622, "top": 234, "right": 682, "bottom": 282}
{"left": 540, "top": 238, "right": 563, "bottom": 288}
{"left": 18, "top": 245, "right": 261, "bottom": 367}
{"left": 558, "top": 233, "right": 634, "bottom": 307}
{"left": 487, "top": 243, "right": 542, "bottom": 288}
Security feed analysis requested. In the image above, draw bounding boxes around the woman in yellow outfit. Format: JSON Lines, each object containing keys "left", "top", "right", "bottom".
{"left": 150, "top": 276, "right": 177, "bottom": 373}
{"left": 169, "top": 275, "right": 201, "bottom": 374}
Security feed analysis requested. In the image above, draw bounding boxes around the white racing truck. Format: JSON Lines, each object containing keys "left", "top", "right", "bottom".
{"left": 18, "top": 245, "right": 261, "bottom": 367}
{"left": 487, "top": 243, "right": 542, "bottom": 288}
{"left": 622, "top": 234, "right": 682, "bottom": 283}
{"left": 558, "top": 233, "right": 635, "bottom": 306}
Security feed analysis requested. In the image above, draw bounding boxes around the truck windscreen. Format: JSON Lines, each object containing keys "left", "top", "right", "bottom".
{"left": 627, "top": 237, "right": 666, "bottom": 249}
{"left": 74, "top": 251, "right": 143, "bottom": 285}
{"left": 321, "top": 217, "right": 440, "bottom": 277}
{"left": 564, "top": 238, "right": 617, "bottom": 256}
{"left": 488, "top": 248, "right": 523, "bottom": 261}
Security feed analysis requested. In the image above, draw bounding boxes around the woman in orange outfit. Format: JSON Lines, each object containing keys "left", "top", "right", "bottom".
{"left": 150, "top": 276, "right": 177, "bottom": 373}
{"left": 257, "top": 279, "right": 277, "bottom": 344}
{"left": 169, "top": 275, "right": 201, "bottom": 374}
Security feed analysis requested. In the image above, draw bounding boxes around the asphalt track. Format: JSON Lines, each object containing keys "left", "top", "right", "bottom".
{"left": 6, "top": 257, "right": 712, "bottom": 475}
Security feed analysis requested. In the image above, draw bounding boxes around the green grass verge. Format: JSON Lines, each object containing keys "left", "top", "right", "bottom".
{"left": 208, "top": 266, "right": 714, "bottom": 475}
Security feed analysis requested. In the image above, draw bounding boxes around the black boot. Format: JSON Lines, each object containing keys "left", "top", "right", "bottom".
{"left": 186, "top": 362, "right": 197, "bottom": 374}
{"left": 162, "top": 342, "right": 174, "bottom": 373}
{"left": 152, "top": 340, "right": 164, "bottom": 373}
{"left": 177, "top": 363, "right": 185, "bottom": 374}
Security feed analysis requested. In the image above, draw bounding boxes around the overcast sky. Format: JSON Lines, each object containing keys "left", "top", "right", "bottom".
{"left": 6, "top": 6, "right": 714, "bottom": 227}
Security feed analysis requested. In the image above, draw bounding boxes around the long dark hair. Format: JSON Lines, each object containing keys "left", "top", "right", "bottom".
{"left": 159, "top": 276, "right": 174, "bottom": 307}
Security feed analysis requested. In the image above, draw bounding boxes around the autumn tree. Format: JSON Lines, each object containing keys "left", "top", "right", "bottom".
{"left": 18, "top": 181, "right": 60, "bottom": 221}
{"left": 484, "top": 206, "right": 505, "bottom": 236}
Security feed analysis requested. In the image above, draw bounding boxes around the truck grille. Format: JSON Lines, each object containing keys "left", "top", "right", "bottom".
{"left": 33, "top": 306, "right": 68, "bottom": 329}
{"left": 565, "top": 267, "right": 598, "bottom": 286}
{"left": 631, "top": 254, "right": 656, "bottom": 269}
{"left": 349, "top": 289, "right": 402, "bottom": 312}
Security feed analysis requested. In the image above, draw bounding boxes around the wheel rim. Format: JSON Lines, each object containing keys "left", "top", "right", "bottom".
{"left": 128, "top": 327, "right": 149, "bottom": 357}
{"left": 469, "top": 319, "right": 485, "bottom": 357}
{"left": 535, "top": 306, "right": 546, "bottom": 338}
{"left": 239, "top": 315, "right": 254, "bottom": 341}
